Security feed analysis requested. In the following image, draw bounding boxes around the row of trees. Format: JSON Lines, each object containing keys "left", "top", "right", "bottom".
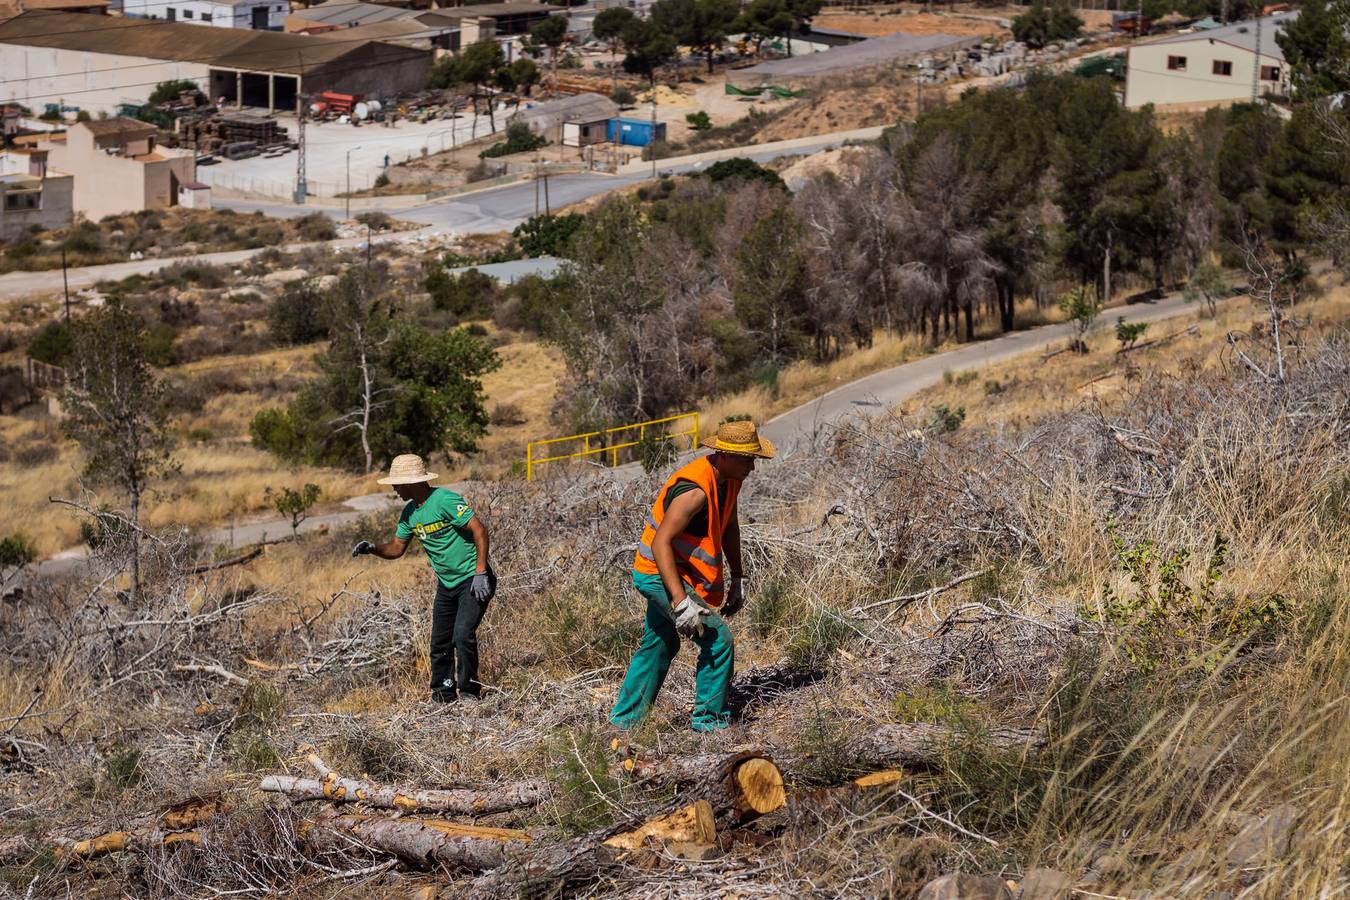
{"left": 490, "top": 71, "right": 1347, "bottom": 432}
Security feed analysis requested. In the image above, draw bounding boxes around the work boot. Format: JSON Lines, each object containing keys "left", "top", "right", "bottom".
{"left": 430, "top": 691, "right": 457, "bottom": 704}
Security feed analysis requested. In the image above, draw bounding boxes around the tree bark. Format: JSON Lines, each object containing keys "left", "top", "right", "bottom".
{"left": 260, "top": 754, "right": 552, "bottom": 817}
{"left": 304, "top": 811, "right": 528, "bottom": 873}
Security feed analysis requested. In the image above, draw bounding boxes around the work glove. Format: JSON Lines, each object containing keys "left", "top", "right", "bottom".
{"left": 673, "top": 594, "right": 710, "bottom": 639}
{"left": 722, "top": 578, "right": 745, "bottom": 618}
{"left": 350, "top": 540, "right": 375, "bottom": 558}
{"left": 471, "top": 572, "right": 493, "bottom": 603}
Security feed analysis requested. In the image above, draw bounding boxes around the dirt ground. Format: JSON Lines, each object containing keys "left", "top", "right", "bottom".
{"left": 816, "top": 8, "right": 1010, "bottom": 38}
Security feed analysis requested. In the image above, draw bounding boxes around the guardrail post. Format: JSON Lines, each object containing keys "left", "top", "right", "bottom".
{"left": 526, "top": 442, "right": 534, "bottom": 481}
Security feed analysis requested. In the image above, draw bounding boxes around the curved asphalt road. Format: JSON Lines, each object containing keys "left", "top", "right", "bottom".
{"left": 23, "top": 283, "right": 1223, "bottom": 581}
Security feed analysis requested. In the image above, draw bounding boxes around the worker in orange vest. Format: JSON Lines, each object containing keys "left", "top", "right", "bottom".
{"left": 610, "top": 419, "right": 775, "bottom": 733}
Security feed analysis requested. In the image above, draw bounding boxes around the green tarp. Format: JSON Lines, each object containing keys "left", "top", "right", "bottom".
{"left": 725, "top": 84, "right": 804, "bottom": 98}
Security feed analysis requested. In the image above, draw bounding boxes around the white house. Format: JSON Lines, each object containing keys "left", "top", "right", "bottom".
{"left": 124, "top": 0, "right": 286, "bottom": 30}
{"left": 1125, "top": 13, "right": 1294, "bottom": 109}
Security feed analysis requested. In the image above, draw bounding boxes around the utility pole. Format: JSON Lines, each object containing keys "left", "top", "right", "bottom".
{"left": 1250, "top": 11, "right": 1262, "bottom": 103}
{"left": 366, "top": 222, "right": 372, "bottom": 268}
{"left": 295, "top": 92, "right": 307, "bottom": 204}
{"left": 345, "top": 144, "right": 361, "bottom": 221}
{"left": 61, "top": 245, "right": 70, "bottom": 324}
{"left": 649, "top": 99, "right": 657, "bottom": 179}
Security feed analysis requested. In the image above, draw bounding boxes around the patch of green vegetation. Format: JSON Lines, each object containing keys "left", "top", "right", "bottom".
{"left": 891, "top": 682, "right": 979, "bottom": 727}
{"left": 785, "top": 604, "right": 856, "bottom": 671}
{"left": 101, "top": 747, "right": 145, "bottom": 790}
{"left": 325, "top": 727, "right": 415, "bottom": 782}
{"left": 228, "top": 680, "right": 285, "bottom": 771}
{"left": 549, "top": 727, "right": 623, "bottom": 835}
{"left": 748, "top": 576, "right": 792, "bottom": 639}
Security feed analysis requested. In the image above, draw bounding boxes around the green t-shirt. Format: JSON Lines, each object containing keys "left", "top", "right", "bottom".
{"left": 396, "top": 488, "right": 479, "bottom": 587}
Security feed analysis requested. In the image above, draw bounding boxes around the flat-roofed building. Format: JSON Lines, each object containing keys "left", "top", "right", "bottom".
{"left": 0, "top": 10, "right": 433, "bottom": 116}
{"left": 122, "top": 0, "right": 287, "bottom": 31}
{"left": 1124, "top": 13, "right": 1294, "bottom": 109}
{"left": 40, "top": 118, "right": 202, "bottom": 220}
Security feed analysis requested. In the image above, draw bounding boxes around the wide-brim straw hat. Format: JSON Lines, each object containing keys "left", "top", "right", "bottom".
{"left": 701, "top": 419, "right": 776, "bottom": 459}
{"left": 377, "top": 454, "right": 439, "bottom": 485}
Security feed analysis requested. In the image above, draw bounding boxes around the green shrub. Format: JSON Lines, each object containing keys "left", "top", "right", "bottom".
{"left": 700, "top": 157, "right": 786, "bottom": 190}
{"left": 249, "top": 408, "right": 304, "bottom": 461}
{"left": 229, "top": 680, "right": 284, "bottom": 770}
{"left": 0, "top": 533, "right": 37, "bottom": 568}
{"left": 294, "top": 213, "right": 336, "bottom": 242}
{"left": 748, "top": 576, "right": 792, "bottom": 639}
{"left": 686, "top": 110, "right": 712, "bottom": 131}
{"left": 891, "top": 682, "right": 979, "bottom": 726}
{"left": 27, "top": 321, "right": 74, "bottom": 367}
{"left": 267, "top": 281, "right": 328, "bottom": 345}
{"left": 355, "top": 211, "right": 393, "bottom": 231}
{"left": 425, "top": 266, "right": 495, "bottom": 318}
{"left": 325, "top": 727, "right": 415, "bottom": 782}
{"left": 148, "top": 79, "right": 199, "bottom": 105}
{"left": 101, "top": 747, "right": 145, "bottom": 790}
{"left": 63, "top": 222, "right": 103, "bottom": 254}
{"left": 512, "top": 213, "right": 584, "bottom": 257}
{"left": 929, "top": 404, "right": 965, "bottom": 433}
{"left": 479, "top": 122, "right": 547, "bottom": 159}
{"left": 785, "top": 605, "right": 856, "bottom": 671}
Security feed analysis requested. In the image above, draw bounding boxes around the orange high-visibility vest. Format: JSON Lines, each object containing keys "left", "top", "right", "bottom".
{"left": 633, "top": 455, "right": 741, "bottom": 607}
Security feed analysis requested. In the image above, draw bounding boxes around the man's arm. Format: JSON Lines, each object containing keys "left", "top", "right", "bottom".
{"left": 465, "top": 515, "right": 490, "bottom": 573}
{"left": 653, "top": 488, "right": 705, "bottom": 606}
{"left": 369, "top": 536, "right": 409, "bottom": 559}
{"left": 723, "top": 507, "right": 742, "bottom": 580}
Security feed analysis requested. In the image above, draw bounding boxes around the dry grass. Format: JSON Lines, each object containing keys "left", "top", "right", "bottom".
{"left": 2, "top": 272, "right": 1348, "bottom": 898}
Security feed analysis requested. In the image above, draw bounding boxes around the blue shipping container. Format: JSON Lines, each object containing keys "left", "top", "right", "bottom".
{"left": 607, "top": 117, "right": 667, "bottom": 148}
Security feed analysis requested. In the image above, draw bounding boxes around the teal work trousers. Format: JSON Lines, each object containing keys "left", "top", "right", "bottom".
{"left": 610, "top": 570, "right": 735, "bottom": 733}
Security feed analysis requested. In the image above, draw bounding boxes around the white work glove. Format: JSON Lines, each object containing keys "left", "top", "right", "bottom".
{"left": 673, "top": 594, "right": 710, "bottom": 639}
{"left": 351, "top": 540, "right": 375, "bottom": 558}
{"left": 471, "top": 572, "right": 493, "bottom": 603}
{"left": 722, "top": 578, "right": 745, "bottom": 617}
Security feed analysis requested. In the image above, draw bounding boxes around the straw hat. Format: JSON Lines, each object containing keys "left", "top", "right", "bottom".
{"left": 377, "top": 454, "right": 439, "bottom": 485}
{"left": 701, "top": 419, "right": 776, "bottom": 459}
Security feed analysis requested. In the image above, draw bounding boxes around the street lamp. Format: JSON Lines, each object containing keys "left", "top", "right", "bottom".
{"left": 345, "top": 145, "right": 362, "bottom": 221}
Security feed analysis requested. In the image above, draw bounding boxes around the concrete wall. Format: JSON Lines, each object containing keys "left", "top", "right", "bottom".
{"left": 0, "top": 45, "right": 209, "bottom": 115}
{"left": 123, "top": 0, "right": 286, "bottom": 29}
{"left": 0, "top": 173, "right": 73, "bottom": 238}
{"left": 303, "top": 52, "right": 431, "bottom": 97}
{"left": 1125, "top": 40, "right": 1288, "bottom": 108}
{"left": 45, "top": 127, "right": 196, "bottom": 220}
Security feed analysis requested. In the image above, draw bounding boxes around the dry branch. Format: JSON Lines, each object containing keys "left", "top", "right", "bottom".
{"left": 602, "top": 800, "right": 716, "bottom": 851}
{"left": 779, "top": 723, "right": 1043, "bottom": 776}
{"left": 260, "top": 754, "right": 551, "bottom": 817}
{"left": 173, "top": 663, "right": 248, "bottom": 685}
{"left": 848, "top": 569, "right": 991, "bottom": 618}
{"left": 188, "top": 546, "right": 263, "bottom": 574}
{"left": 53, "top": 796, "right": 224, "bottom": 860}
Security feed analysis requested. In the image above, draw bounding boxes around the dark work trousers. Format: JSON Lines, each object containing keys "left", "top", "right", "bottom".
{"left": 428, "top": 568, "right": 496, "bottom": 700}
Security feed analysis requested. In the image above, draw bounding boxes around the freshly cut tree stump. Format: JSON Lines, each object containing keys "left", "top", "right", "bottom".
{"left": 614, "top": 751, "right": 786, "bottom": 827}
{"left": 260, "top": 754, "right": 551, "bottom": 817}
{"left": 304, "top": 811, "right": 530, "bottom": 873}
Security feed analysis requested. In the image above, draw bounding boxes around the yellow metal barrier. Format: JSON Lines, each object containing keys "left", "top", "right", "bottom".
{"left": 526, "top": 413, "right": 699, "bottom": 481}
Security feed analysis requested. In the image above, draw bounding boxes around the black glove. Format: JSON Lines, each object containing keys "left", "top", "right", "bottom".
{"left": 351, "top": 540, "right": 375, "bottom": 558}
{"left": 722, "top": 578, "right": 746, "bottom": 617}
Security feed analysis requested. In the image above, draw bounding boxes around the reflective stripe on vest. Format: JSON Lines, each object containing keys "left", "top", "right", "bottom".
{"left": 632, "top": 455, "right": 739, "bottom": 606}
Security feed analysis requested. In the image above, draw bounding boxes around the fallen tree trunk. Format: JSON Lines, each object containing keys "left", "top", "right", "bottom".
{"left": 304, "top": 811, "right": 530, "bottom": 873}
{"left": 260, "top": 754, "right": 551, "bottom": 817}
{"left": 602, "top": 800, "right": 715, "bottom": 851}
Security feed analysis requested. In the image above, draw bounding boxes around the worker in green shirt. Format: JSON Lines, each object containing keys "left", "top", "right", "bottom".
{"left": 352, "top": 454, "right": 496, "bottom": 703}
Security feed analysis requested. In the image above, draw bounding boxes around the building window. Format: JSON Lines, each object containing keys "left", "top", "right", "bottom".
{"left": 1167, "top": 55, "right": 1186, "bottom": 71}
{"left": 3, "top": 191, "right": 41, "bottom": 211}
{"left": 183, "top": 8, "right": 193, "bottom": 16}
{"left": 1213, "top": 60, "right": 1233, "bottom": 76}
{"left": 1260, "top": 65, "right": 1281, "bottom": 81}
{"left": 201, "top": 11, "right": 211, "bottom": 19}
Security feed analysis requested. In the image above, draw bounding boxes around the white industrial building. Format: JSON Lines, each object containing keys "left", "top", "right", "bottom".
{"left": 122, "top": 0, "right": 287, "bottom": 31}
{"left": 0, "top": 10, "right": 434, "bottom": 116}
{"left": 1124, "top": 13, "right": 1294, "bottom": 109}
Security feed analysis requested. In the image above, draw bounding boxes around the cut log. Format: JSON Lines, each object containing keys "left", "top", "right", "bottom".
{"left": 602, "top": 800, "right": 716, "bottom": 851}
{"left": 304, "top": 811, "right": 530, "bottom": 873}
{"left": 614, "top": 751, "right": 786, "bottom": 828}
